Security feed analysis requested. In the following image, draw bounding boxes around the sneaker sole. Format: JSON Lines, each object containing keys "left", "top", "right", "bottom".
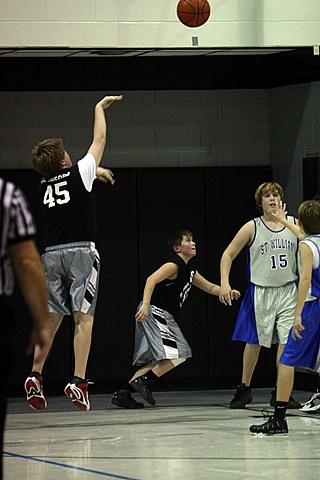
{"left": 299, "top": 407, "right": 320, "bottom": 413}
{"left": 250, "top": 431, "right": 288, "bottom": 436}
{"left": 72, "top": 399, "right": 90, "bottom": 411}
{"left": 111, "top": 398, "right": 144, "bottom": 409}
{"left": 230, "top": 396, "right": 253, "bottom": 409}
{"left": 27, "top": 396, "right": 47, "bottom": 410}
{"left": 64, "top": 385, "right": 90, "bottom": 411}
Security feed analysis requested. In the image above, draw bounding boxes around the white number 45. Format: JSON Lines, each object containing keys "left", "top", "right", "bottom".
{"left": 43, "top": 181, "right": 70, "bottom": 208}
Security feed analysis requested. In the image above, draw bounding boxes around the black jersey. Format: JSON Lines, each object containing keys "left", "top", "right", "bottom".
{"left": 39, "top": 163, "right": 96, "bottom": 247}
{"left": 150, "top": 254, "right": 196, "bottom": 314}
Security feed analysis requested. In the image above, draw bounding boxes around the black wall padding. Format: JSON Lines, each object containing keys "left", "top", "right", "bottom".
{"left": 303, "top": 156, "right": 320, "bottom": 200}
{"left": 1, "top": 166, "right": 274, "bottom": 393}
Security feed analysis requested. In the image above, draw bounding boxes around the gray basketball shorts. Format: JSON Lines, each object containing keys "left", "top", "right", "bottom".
{"left": 254, "top": 282, "right": 297, "bottom": 347}
{"left": 42, "top": 242, "right": 100, "bottom": 316}
{"left": 132, "top": 304, "right": 192, "bottom": 366}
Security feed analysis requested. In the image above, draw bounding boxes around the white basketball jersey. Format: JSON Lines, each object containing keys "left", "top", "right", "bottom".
{"left": 299, "top": 235, "right": 320, "bottom": 302}
{"left": 247, "top": 216, "right": 298, "bottom": 287}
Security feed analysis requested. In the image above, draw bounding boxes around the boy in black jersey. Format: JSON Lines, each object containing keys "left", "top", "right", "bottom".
{"left": 24, "top": 94, "right": 123, "bottom": 411}
{"left": 112, "top": 229, "right": 240, "bottom": 408}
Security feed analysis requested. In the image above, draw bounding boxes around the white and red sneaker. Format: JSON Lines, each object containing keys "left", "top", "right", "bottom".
{"left": 24, "top": 374, "right": 47, "bottom": 410}
{"left": 64, "top": 380, "right": 91, "bottom": 411}
{"left": 299, "top": 391, "right": 320, "bottom": 413}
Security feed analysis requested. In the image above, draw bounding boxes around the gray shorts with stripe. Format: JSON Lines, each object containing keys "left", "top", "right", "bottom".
{"left": 42, "top": 242, "right": 100, "bottom": 316}
{"left": 132, "top": 304, "right": 192, "bottom": 366}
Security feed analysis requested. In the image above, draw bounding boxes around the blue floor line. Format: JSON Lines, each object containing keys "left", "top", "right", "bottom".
{"left": 3, "top": 451, "right": 140, "bottom": 480}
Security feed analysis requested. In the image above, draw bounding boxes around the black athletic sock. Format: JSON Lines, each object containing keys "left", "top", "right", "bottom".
{"left": 30, "top": 371, "right": 41, "bottom": 377}
{"left": 71, "top": 376, "right": 85, "bottom": 384}
{"left": 144, "top": 370, "right": 158, "bottom": 384}
{"left": 274, "top": 401, "right": 287, "bottom": 419}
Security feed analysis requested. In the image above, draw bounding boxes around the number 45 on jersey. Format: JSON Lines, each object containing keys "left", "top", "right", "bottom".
{"left": 43, "top": 181, "right": 70, "bottom": 208}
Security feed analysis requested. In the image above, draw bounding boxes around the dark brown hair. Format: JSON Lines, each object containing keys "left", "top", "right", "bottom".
{"left": 167, "top": 229, "right": 193, "bottom": 252}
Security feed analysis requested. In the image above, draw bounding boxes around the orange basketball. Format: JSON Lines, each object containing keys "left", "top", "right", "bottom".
{"left": 177, "top": 0, "right": 211, "bottom": 28}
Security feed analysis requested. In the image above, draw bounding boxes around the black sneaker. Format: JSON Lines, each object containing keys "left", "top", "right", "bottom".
{"left": 129, "top": 376, "right": 156, "bottom": 406}
{"left": 230, "top": 383, "right": 252, "bottom": 409}
{"left": 111, "top": 390, "right": 144, "bottom": 409}
{"left": 250, "top": 416, "right": 288, "bottom": 435}
{"left": 270, "top": 390, "right": 301, "bottom": 409}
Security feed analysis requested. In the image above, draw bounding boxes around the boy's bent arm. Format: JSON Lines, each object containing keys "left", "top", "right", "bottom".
{"left": 9, "top": 240, "right": 48, "bottom": 328}
{"left": 135, "top": 262, "right": 178, "bottom": 321}
{"left": 193, "top": 272, "right": 241, "bottom": 302}
{"left": 271, "top": 201, "right": 305, "bottom": 240}
{"left": 219, "top": 221, "right": 253, "bottom": 305}
{"left": 9, "top": 240, "right": 51, "bottom": 363}
{"left": 292, "top": 243, "right": 313, "bottom": 340}
{"left": 192, "top": 272, "right": 220, "bottom": 296}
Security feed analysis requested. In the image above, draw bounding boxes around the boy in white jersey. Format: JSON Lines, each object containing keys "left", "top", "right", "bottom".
{"left": 24, "top": 95, "right": 123, "bottom": 411}
{"left": 250, "top": 199, "right": 320, "bottom": 434}
{"left": 220, "top": 182, "right": 302, "bottom": 409}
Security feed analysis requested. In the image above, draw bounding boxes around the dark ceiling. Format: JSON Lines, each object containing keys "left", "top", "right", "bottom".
{"left": 0, "top": 47, "right": 319, "bottom": 90}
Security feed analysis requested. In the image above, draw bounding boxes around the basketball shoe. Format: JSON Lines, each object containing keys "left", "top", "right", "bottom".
{"left": 299, "top": 391, "right": 320, "bottom": 413}
{"left": 129, "top": 376, "right": 156, "bottom": 406}
{"left": 24, "top": 373, "right": 47, "bottom": 410}
{"left": 64, "top": 379, "right": 91, "bottom": 411}
{"left": 250, "top": 416, "right": 288, "bottom": 435}
{"left": 111, "top": 390, "right": 144, "bottom": 409}
{"left": 230, "top": 383, "right": 252, "bottom": 408}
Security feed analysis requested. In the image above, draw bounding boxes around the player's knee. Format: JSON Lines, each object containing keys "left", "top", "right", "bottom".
{"left": 171, "top": 357, "right": 187, "bottom": 367}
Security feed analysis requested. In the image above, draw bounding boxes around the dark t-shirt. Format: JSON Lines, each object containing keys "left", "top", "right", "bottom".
{"left": 150, "top": 254, "right": 196, "bottom": 314}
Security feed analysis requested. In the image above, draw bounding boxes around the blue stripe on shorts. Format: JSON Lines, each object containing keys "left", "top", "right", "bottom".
{"left": 232, "top": 283, "right": 259, "bottom": 344}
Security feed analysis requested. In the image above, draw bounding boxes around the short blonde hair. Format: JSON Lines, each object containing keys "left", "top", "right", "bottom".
{"left": 254, "top": 182, "right": 284, "bottom": 213}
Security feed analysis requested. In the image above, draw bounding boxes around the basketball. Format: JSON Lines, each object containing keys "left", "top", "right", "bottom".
{"left": 177, "top": 0, "right": 211, "bottom": 28}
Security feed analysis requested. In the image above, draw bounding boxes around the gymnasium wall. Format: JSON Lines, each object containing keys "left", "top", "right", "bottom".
{"left": 0, "top": 89, "right": 269, "bottom": 169}
{"left": 269, "top": 82, "right": 320, "bottom": 212}
{"left": 0, "top": 0, "right": 319, "bottom": 49}
{"left": 1, "top": 80, "right": 320, "bottom": 212}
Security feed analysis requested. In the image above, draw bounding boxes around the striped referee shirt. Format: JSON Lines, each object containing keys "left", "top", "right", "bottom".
{"left": 0, "top": 177, "right": 36, "bottom": 296}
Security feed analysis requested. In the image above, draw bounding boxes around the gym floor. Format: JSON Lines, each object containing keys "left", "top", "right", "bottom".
{"left": 4, "top": 388, "right": 320, "bottom": 480}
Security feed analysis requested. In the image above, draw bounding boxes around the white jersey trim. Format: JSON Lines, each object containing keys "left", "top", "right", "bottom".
{"left": 300, "top": 238, "right": 320, "bottom": 269}
{"left": 78, "top": 153, "right": 96, "bottom": 192}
